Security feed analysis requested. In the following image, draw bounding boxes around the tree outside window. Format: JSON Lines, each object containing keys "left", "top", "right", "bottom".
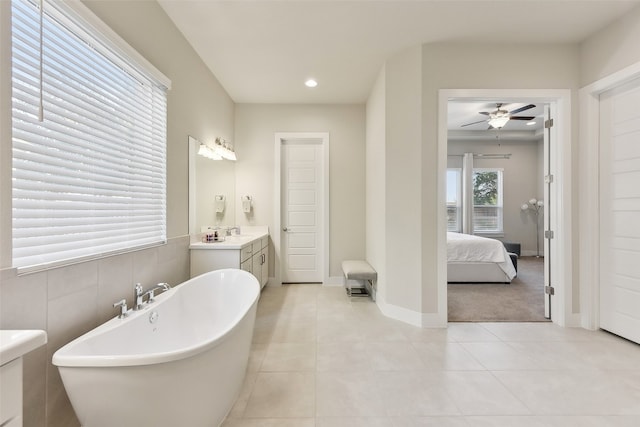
{"left": 473, "top": 169, "right": 503, "bottom": 233}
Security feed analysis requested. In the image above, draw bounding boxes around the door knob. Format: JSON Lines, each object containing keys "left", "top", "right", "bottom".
{"left": 283, "top": 227, "right": 289, "bottom": 232}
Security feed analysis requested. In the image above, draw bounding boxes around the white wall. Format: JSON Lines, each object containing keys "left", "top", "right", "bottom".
{"left": 419, "top": 43, "right": 580, "bottom": 318}
{"left": 580, "top": 5, "right": 640, "bottom": 86}
{"left": 0, "top": 1, "right": 236, "bottom": 426}
{"left": 448, "top": 139, "right": 544, "bottom": 256}
{"left": 366, "top": 66, "right": 387, "bottom": 301}
{"left": 234, "top": 104, "right": 366, "bottom": 279}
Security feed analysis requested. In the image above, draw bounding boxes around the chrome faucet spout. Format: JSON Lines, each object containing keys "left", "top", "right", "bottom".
{"left": 134, "top": 283, "right": 144, "bottom": 310}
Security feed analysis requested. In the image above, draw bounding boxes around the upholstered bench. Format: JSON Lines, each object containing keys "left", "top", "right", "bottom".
{"left": 341, "top": 260, "right": 377, "bottom": 301}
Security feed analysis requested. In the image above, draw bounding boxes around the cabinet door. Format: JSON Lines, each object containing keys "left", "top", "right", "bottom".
{"left": 252, "top": 252, "right": 262, "bottom": 283}
{"left": 241, "top": 259, "right": 252, "bottom": 274}
{"left": 261, "top": 249, "right": 268, "bottom": 287}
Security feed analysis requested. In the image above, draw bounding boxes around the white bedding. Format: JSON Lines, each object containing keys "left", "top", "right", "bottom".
{"left": 447, "top": 232, "right": 517, "bottom": 280}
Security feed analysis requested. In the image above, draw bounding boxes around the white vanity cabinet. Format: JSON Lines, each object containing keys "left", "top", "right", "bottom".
{"left": 0, "top": 330, "right": 47, "bottom": 427}
{"left": 250, "top": 236, "right": 269, "bottom": 288}
{"left": 190, "top": 229, "right": 269, "bottom": 288}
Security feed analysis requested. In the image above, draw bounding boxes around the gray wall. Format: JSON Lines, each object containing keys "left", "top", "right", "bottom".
{"left": 447, "top": 139, "right": 544, "bottom": 256}
{"left": 0, "top": 1, "right": 235, "bottom": 425}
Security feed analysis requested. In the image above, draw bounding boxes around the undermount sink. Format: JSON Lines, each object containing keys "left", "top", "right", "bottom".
{"left": 0, "top": 330, "right": 47, "bottom": 365}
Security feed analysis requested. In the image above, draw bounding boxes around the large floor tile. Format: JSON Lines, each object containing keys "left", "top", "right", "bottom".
{"left": 317, "top": 341, "right": 371, "bottom": 372}
{"left": 446, "top": 323, "right": 502, "bottom": 342}
{"left": 316, "top": 371, "right": 387, "bottom": 417}
{"left": 243, "top": 372, "right": 315, "bottom": 418}
{"left": 260, "top": 342, "right": 316, "bottom": 372}
{"left": 366, "top": 342, "right": 425, "bottom": 371}
{"left": 441, "top": 371, "right": 530, "bottom": 415}
{"left": 412, "top": 342, "right": 486, "bottom": 371}
{"left": 376, "top": 371, "right": 461, "bottom": 416}
{"left": 494, "top": 370, "right": 640, "bottom": 415}
{"left": 460, "top": 342, "right": 544, "bottom": 370}
{"left": 316, "top": 416, "right": 395, "bottom": 427}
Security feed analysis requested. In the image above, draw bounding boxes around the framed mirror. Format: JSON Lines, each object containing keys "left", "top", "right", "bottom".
{"left": 188, "top": 136, "right": 236, "bottom": 235}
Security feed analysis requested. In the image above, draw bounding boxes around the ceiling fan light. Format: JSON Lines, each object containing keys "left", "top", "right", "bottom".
{"left": 488, "top": 116, "right": 509, "bottom": 129}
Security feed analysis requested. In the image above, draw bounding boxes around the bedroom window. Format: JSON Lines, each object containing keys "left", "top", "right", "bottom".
{"left": 446, "top": 168, "right": 462, "bottom": 232}
{"left": 472, "top": 168, "right": 503, "bottom": 234}
{"left": 11, "top": 0, "right": 171, "bottom": 271}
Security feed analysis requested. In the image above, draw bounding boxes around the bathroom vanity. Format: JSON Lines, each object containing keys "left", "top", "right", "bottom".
{"left": 0, "top": 330, "right": 47, "bottom": 427}
{"left": 190, "top": 226, "right": 269, "bottom": 288}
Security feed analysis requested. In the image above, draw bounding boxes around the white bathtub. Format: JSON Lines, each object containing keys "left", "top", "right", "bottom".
{"left": 52, "top": 269, "right": 260, "bottom": 427}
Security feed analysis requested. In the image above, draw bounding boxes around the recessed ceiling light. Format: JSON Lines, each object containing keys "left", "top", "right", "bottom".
{"left": 305, "top": 79, "right": 318, "bottom": 88}
{"left": 526, "top": 121, "right": 536, "bottom": 126}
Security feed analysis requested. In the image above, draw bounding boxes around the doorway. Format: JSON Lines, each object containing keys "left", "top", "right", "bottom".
{"left": 273, "top": 132, "right": 330, "bottom": 286}
{"left": 438, "top": 89, "right": 573, "bottom": 327}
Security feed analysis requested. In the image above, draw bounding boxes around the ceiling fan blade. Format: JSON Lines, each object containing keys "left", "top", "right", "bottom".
{"left": 508, "top": 104, "right": 536, "bottom": 115}
{"left": 509, "top": 116, "right": 536, "bottom": 121}
{"left": 478, "top": 111, "right": 491, "bottom": 116}
{"left": 461, "top": 119, "right": 488, "bottom": 127}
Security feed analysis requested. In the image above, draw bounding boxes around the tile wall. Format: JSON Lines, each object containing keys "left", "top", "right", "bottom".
{"left": 0, "top": 236, "right": 190, "bottom": 427}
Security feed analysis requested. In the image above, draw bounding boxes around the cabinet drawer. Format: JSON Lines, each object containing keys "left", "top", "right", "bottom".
{"left": 260, "top": 236, "right": 268, "bottom": 249}
{"left": 240, "top": 245, "right": 253, "bottom": 263}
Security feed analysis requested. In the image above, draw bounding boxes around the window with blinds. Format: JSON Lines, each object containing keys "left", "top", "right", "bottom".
{"left": 472, "top": 168, "right": 503, "bottom": 233}
{"left": 11, "top": 0, "right": 170, "bottom": 271}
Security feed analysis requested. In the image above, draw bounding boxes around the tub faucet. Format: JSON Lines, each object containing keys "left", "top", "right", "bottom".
{"left": 143, "top": 282, "right": 172, "bottom": 304}
{"left": 134, "top": 283, "right": 144, "bottom": 310}
{"left": 112, "top": 299, "right": 129, "bottom": 319}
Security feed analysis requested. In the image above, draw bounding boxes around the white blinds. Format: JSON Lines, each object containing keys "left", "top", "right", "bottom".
{"left": 11, "top": 0, "right": 168, "bottom": 270}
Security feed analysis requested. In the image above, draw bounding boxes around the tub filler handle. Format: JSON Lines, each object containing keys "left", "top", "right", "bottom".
{"left": 143, "top": 282, "right": 172, "bottom": 304}
{"left": 112, "top": 299, "right": 129, "bottom": 319}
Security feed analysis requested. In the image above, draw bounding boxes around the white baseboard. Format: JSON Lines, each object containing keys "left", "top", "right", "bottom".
{"left": 375, "top": 298, "right": 448, "bottom": 328}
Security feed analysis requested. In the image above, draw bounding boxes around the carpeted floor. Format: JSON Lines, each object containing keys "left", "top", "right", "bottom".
{"left": 447, "top": 257, "right": 549, "bottom": 322}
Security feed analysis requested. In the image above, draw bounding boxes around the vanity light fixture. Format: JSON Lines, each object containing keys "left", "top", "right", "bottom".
{"left": 305, "top": 79, "right": 318, "bottom": 88}
{"left": 197, "top": 143, "right": 222, "bottom": 160}
{"left": 214, "top": 137, "right": 237, "bottom": 161}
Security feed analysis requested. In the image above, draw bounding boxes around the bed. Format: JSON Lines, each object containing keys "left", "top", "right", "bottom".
{"left": 447, "top": 232, "right": 517, "bottom": 283}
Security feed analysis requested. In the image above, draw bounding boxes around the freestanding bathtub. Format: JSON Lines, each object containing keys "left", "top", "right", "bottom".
{"left": 52, "top": 269, "right": 260, "bottom": 427}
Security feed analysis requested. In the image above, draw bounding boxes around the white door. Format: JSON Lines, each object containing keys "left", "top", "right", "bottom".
{"left": 281, "top": 140, "right": 324, "bottom": 283}
{"left": 542, "top": 104, "right": 556, "bottom": 319}
{"left": 599, "top": 77, "right": 640, "bottom": 344}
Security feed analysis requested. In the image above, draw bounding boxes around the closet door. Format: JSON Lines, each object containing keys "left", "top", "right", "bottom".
{"left": 599, "top": 77, "right": 640, "bottom": 344}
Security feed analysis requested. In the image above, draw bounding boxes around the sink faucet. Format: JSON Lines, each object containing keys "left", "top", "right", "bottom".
{"left": 226, "top": 226, "right": 241, "bottom": 236}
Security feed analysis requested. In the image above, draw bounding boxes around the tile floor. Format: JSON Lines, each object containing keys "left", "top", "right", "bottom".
{"left": 222, "top": 284, "right": 640, "bottom": 427}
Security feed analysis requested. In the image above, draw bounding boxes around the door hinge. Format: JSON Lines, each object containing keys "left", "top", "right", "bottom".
{"left": 544, "top": 230, "right": 554, "bottom": 239}
{"left": 545, "top": 286, "right": 555, "bottom": 295}
{"left": 545, "top": 174, "right": 554, "bottom": 184}
{"left": 545, "top": 118, "right": 554, "bottom": 128}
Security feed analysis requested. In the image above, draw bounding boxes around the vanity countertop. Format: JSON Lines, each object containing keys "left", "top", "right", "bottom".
{"left": 0, "top": 329, "right": 47, "bottom": 365}
{"left": 189, "top": 226, "right": 268, "bottom": 250}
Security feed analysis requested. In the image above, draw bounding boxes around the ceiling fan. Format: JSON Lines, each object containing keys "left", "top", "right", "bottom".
{"left": 461, "top": 103, "right": 536, "bottom": 129}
